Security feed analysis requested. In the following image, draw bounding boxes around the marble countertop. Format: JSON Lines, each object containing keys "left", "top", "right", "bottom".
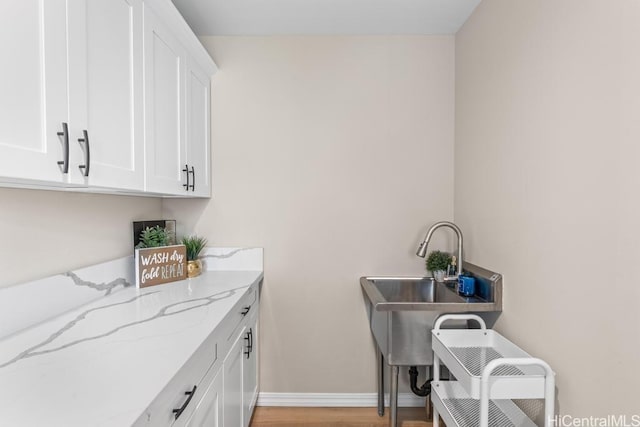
{"left": 0, "top": 248, "right": 263, "bottom": 426}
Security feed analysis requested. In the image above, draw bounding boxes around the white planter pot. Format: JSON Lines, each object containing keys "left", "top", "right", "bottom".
{"left": 433, "top": 270, "right": 446, "bottom": 283}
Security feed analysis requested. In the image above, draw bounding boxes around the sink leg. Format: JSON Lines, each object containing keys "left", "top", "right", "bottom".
{"left": 390, "top": 365, "right": 399, "bottom": 427}
{"left": 377, "top": 350, "right": 385, "bottom": 416}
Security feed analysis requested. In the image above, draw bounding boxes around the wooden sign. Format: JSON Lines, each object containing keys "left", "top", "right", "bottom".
{"left": 135, "top": 245, "right": 187, "bottom": 288}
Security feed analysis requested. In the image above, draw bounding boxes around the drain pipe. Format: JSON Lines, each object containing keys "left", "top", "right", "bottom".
{"left": 408, "top": 366, "right": 431, "bottom": 397}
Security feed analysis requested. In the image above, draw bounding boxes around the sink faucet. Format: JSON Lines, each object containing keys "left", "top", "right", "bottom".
{"left": 416, "top": 221, "right": 464, "bottom": 279}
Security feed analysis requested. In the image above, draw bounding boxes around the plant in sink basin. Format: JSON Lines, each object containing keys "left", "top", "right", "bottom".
{"left": 426, "top": 250, "right": 452, "bottom": 283}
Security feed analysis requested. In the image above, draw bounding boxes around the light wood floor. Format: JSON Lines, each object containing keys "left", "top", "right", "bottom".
{"left": 249, "top": 407, "right": 432, "bottom": 427}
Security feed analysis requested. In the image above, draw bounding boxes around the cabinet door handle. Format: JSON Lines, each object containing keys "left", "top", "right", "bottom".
{"left": 182, "top": 164, "right": 190, "bottom": 191}
{"left": 172, "top": 385, "right": 197, "bottom": 420}
{"left": 56, "top": 122, "right": 69, "bottom": 173}
{"left": 77, "top": 130, "right": 90, "bottom": 177}
{"left": 244, "top": 331, "right": 251, "bottom": 359}
{"left": 189, "top": 166, "right": 195, "bottom": 191}
{"left": 249, "top": 327, "right": 253, "bottom": 354}
{"left": 241, "top": 306, "right": 251, "bottom": 316}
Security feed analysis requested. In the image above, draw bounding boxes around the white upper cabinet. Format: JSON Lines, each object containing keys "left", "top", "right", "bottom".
{"left": 0, "top": 0, "right": 216, "bottom": 197}
{"left": 67, "top": 0, "right": 145, "bottom": 190}
{"left": 144, "top": 0, "right": 216, "bottom": 197}
{"left": 185, "top": 60, "right": 212, "bottom": 197}
{"left": 143, "top": 5, "right": 188, "bottom": 195}
{"left": 0, "top": 1, "right": 70, "bottom": 184}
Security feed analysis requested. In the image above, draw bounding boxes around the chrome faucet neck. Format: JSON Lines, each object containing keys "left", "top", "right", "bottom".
{"left": 416, "top": 221, "right": 464, "bottom": 277}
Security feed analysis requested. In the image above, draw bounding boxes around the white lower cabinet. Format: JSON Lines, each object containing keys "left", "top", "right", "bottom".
{"left": 135, "top": 282, "right": 260, "bottom": 427}
{"left": 223, "top": 327, "right": 246, "bottom": 427}
{"left": 177, "top": 366, "right": 223, "bottom": 427}
{"left": 243, "top": 316, "right": 259, "bottom": 425}
{"left": 224, "top": 289, "right": 260, "bottom": 427}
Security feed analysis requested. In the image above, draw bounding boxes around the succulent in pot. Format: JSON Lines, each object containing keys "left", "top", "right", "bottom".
{"left": 182, "top": 235, "right": 208, "bottom": 278}
{"left": 426, "top": 250, "right": 452, "bottom": 283}
{"left": 136, "top": 226, "right": 170, "bottom": 249}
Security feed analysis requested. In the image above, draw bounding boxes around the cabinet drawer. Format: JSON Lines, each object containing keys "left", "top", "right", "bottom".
{"left": 225, "top": 285, "right": 257, "bottom": 342}
{"left": 134, "top": 332, "right": 219, "bottom": 427}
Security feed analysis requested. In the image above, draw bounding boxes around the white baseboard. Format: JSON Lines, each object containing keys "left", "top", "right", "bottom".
{"left": 256, "top": 392, "right": 426, "bottom": 408}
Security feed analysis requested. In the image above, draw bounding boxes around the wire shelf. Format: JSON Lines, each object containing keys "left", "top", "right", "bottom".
{"left": 450, "top": 346, "right": 525, "bottom": 377}
{"left": 432, "top": 381, "right": 537, "bottom": 427}
{"left": 432, "top": 329, "right": 546, "bottom": 399}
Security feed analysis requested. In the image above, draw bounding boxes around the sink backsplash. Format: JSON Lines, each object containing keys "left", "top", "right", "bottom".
{"left": 462, "top": 261, "right": 503, "bottom": 304}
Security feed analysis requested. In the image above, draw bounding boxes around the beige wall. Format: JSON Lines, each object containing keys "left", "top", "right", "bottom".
{"left": 0, "top": 188, "right": 162, "bottom": 287}
{"left": 163, "top": 36, "right": 455, "bottom": 392}
{"left": 455, "top": 0, "right": 640, "bottom": 417}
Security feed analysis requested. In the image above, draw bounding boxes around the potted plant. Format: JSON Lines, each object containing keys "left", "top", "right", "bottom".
{"left": 134, "top": 226, "right": 187, "bottom": 288}
{"left": 182, "top": 235, "right": 208, "bottom": 278}
{"left": 135, "top": 225, "right": 170, "bottom": 248}
{"left": 426, "top": 250, "right": 452, "bottom": 283}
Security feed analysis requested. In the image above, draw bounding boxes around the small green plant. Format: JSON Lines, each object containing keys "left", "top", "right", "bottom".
{"left": 136, "top": 226, "right": 170, "bottom": 249}
{"left": 181, "top": 235, "right": 208, "bottom": 261}
{"left": 426, "top": 250, "right": 452, "bottom": 272}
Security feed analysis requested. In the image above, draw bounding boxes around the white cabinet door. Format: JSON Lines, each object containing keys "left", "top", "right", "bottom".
{"left": 185, "top": 60, "right": 211, "bottom": 197}
{"left": 178, "top": 367, "right": 223, "bottom": 427}
{"left": 0, "top": 0, "right": 69, "bottom": 183}
{"left": 67, "top": 0, "right": 144, "bottom": 190}
{"left": 243, "top": 319, "right": 258, "bottom": 427}
{"left": 224, "top": 326, "right": 246, "bottom": 427}
{"left": 0, "top": 0, "right": 214, "bottom": 196}
{"left": 143, "top": 5, "right": 187, "bottom": 195}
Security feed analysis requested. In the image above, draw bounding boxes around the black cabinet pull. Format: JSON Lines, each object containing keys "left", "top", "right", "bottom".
{"left": 56, "top": 122, "right": 69, "bottom": 173}
{"left": 244, "top": 328, "right": 253, "bottom": 358}
{"left": 244, "top": 331, "right": 251, "bottom": 359}
{"left": 189, "top": 166, "right": 195, "bottom": 191}
{"left": 172, "top": 385, "right": 197, "bottom": 420}
{"left": 78, "top": 130, "right": 90, "bottom": 177}
{"left": 241, "top": 306, "right": 251, "bottom": 316}
{"left": 182, "top": 164, "right": 190, "bottom": 191}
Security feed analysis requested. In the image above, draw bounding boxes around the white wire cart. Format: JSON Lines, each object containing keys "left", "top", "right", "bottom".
{"left": 431, "top": 314, "right": 555, "bottom": 427}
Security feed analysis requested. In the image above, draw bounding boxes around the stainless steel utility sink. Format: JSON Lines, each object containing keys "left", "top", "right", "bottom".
{"left": 361, "top": 262, "right": 503, "bottom": 367}
{"left": 370, "top": 278, "right": 463, "bottom": 303}
{"left": 365, "top": 277, "right": 480, "bottom": 307}
{"left": 361, "top": 262, "right": 504, "bottom": 427}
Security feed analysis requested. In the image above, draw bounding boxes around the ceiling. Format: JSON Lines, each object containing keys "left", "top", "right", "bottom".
{"left": 170, "top": 0, "right": 481, "bottom": 36}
